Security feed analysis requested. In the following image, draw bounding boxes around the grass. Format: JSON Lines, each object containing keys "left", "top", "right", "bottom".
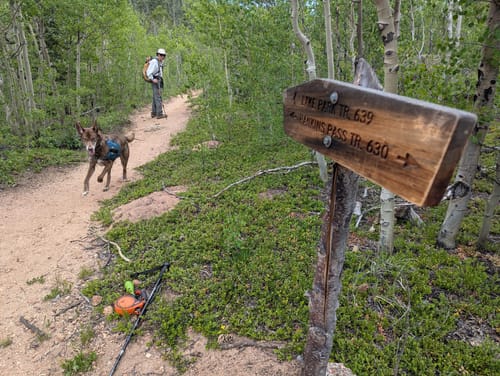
{"left": 79, "top": 92, "right": 499, "bottom": 375}
{"left": 78, "top": 267, "right": 94, "bottom": 280}
{"left": 61, "top": 351, "right": 97, "bottom": 376}
{"left": 43, "top": 278, "right": 72, "bottom": 301}
{"left": 0, "top": 142, "right": 83, "bottom": 188}
{"left": 26, "top": 275, "right": 46, "bottom": 285}
{"left": 0, "top": 337, "right": 12, "bottom": 348}
{"left": 79, "top": 325, "right": 95, "bottom": 346}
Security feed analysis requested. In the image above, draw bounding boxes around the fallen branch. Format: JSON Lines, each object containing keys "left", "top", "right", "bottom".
{"left": 19, "top": 316, "right": 49, "bottom": 341}
{"left": 54, "top": 301, "right": 82, "bottom": 317}
{"left": 98, "top": 235, "right": 131, "bottom": 263}
{"left": 217, "top": 334, "right": 285, "bottom": 350}
{"left": 87, "top": 224, "right": 131, "bottom": 263}
{"left": 80, "top": 106, "right": 104, "bottom": 116}
{"left": 162, "top": 184, "right": 189, "bottom": 200}
{"left": 80, "top": 292, "right": 91, "bottom": 305}
{"left": 104, "top": 248, "right": 113, "bottom": 267}
{"left": 212, "top": 161, "right": 317, "bottom": 198}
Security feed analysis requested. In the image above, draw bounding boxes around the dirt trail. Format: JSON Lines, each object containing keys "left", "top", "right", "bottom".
{"left": 0, "top": 94, "right": 301, "bottom": 375}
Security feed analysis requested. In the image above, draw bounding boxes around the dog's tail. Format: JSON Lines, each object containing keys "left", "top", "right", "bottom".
{"left": 126, "top": 133, "right": 135, "bottom": 143}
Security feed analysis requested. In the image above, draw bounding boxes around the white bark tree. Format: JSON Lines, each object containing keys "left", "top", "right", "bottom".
{"left": 437, "top": 0, "right": 499, "bottom": 249}
{"left": 7, "top": 0, "right": 36, "bottom": 133}
{"left": 373, "top": 0, "right": 400, "bottom": 253}
{"left": 446, "top": 0, "right": 463, "bottom": 44}
{"left": 291, "top": 0, "right": 329, "bottom": 184}
{"left": 478, "top": 149, "right": 500, "bottom": 248}
{"left": 324, "top": 0, "right": 334, "bottom": 79}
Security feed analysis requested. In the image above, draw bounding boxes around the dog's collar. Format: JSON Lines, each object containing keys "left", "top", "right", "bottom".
{"left": 104, "top": 139, "right": 121, "bottom": 161}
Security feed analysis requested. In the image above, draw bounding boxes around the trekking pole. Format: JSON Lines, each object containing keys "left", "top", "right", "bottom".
{"left": 161, "top": 101, "right": 168, "bottom": 120}
{"left": 159, "top": 80, "right": 168, "bottom": 121}
{"left": 109, "top": 262, "right": 170, "bottom": 376}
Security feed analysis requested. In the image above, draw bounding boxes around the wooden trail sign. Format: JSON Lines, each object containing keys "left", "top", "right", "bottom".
{"left": 283, "top": 79, "right": 477, "bottom": 206}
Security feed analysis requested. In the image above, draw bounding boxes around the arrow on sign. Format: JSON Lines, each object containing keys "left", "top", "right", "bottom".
{"left": 396, "top": 153, "right": 419, "bottom": 169}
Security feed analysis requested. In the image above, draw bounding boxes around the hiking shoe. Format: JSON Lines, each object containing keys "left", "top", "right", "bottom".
{"left": 151, "top": 113, "right": 156, "bottom": 118}
{"left": 156, "top": 114, "right": 168, "bottom": 119}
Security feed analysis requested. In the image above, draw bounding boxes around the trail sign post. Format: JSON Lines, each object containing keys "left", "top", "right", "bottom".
{"left": 283, "top": 79, "right": 477, "bottom": 206}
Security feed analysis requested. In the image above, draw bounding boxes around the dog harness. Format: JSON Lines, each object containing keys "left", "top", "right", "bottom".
{"left": 105, "top": 139, "right": 121, "bottom": 161}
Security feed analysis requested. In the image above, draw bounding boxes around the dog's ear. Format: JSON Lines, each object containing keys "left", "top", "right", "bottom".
{"left": 75, "top": 122, "right": 84, "bottom": 135}
{"left": 92, "top": 121, "right": 100, "bottom": 133}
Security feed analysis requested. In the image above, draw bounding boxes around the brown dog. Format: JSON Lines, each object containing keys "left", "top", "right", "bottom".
{"left": 75, "top": 121, "right": 135, "bottom": 196}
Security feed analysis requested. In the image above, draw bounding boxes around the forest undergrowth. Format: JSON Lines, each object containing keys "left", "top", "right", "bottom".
{"left": 80, "top": 92, "right": 499, "bottom": 375}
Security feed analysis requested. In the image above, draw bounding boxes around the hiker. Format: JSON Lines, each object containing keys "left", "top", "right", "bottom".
{"left": 146, "top": 48, "right": 167, "bottom": 119}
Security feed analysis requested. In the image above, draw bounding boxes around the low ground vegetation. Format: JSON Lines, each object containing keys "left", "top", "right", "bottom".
{"left": 77, "top": 93, "right": 498, "bottom": 375}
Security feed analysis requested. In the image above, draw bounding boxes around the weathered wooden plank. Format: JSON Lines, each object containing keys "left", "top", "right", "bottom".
{"left": 283, "top": 79, "right": 477, "bottom": 206}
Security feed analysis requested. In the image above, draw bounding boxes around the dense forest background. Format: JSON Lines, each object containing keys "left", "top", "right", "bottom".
{"left": 0, "top": 1, "right": 498, "bottom": 375}
{"left": 2, "top": 0, "right": 494, "bottom": 185}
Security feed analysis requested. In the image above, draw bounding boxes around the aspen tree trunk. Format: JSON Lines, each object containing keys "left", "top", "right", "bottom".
{"left": 446, "top": 1, "right": 463, "bottom": 55}
{"left": 0, "top": 29, "right": 16, "bottom": 129}
{"left": 76, "top": 31, "right": 82, "bottom": 114}
{"left": 447, "top": 0, "right": 454, "bottom": 39}
{"left": 33, "top": 18, "right": 52, "bottom": 66}
{"left": 95, "top": 40, "right": 105, "bottom": 116}
{"left": 348, "top": 2, "right": 357, "bottom": 60}
{"left": 478, "top": 150, "right": 500, "bottom": 248}
{"left": 379, "top": 189, "right": 395, "bottom": 251}
{"left": 14, "top": 25, "right": 29, "bottom": 120}
{"left": 31, "top": 16, "right": 60, "bottom": 124}
{"left": 394, "top": 0, "right": 401, "bottom": 36}
{"left": 291, "top": 0, "right": 328, "bottom": 183}
{"left": 223, "top": 50, "right": 232, "bottom": 108}
{"left": 0, "top": 70, "right": 11, "bottom": 126}
{"left": 437, "top": 0, "right": 499, "bottom": 249}
{"left": 409, "top": 1, "right": 426, "bottom": 59}
{"left": 409, "top": 0, "right": 416, "bottom": 41}
{"left": 216, "top": 13, "right": 233, "bottom": 108}
{"left": 26, "top": 21, "right": 51, "bottom": 127}
{"left": 445, "top": 0, "right": 463, "bottom": 43}
{"left": 356, "top": 0, "right": 363, "bottom": 58}
{"left": 18, "top": 18, "right": 35, "bottom": 115}
{"left": 455, "top": 4, "right": 463, "bottom": 46}
{"left": 10, "top": 1, "right": 35, "bottom": 133}
{"left": 301, "top": 58, "right": 379, "bottom": 376}
{"left": 324, "top": 0, "right": 334, "bottom": 79}
{"left": 373, "top": 0, "right": 399, "bottom": 253}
